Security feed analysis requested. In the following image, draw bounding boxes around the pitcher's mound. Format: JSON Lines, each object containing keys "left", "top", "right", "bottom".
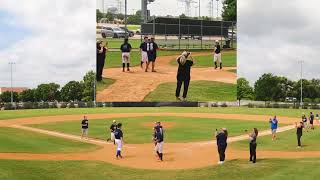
{"left": 141, "top": 122, "right": 176, "bottom": 128}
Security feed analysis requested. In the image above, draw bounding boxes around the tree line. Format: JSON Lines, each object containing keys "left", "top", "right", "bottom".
{"left": 237, "top": 73, "right": 320, "bottom": 103}
{"left": 0, "top": 71, "right": 95, "bottom": 103}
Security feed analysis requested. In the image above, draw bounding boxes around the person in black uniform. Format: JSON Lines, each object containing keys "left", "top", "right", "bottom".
{"left": 145, "top": 37, "right": 159, "bottom": 72}
{"left": 175, "top": 51, "right": 194, "bottom": 101}
{"left": 107, "top": 120, "right": 117, "bottom": 145}
{"left": 309, "top": 112, "right": 315, "bottom": 130}
{"left": 154, "top": 123, "right": 164, "bottom": 161}
{"left": 215, "top": 128, "right": 228, "bottom": 164}
{"left": 296, "top": 121, "right": 304, "bottom": 148}
{"left": 247, "top": 128, "right": 258, "bottom": 163}
{"left": 214, "top": 40, "right": 222, "bottom": 69}
{"left": 140, "top": 36, "right": 149, "bottom": 69}
{"left": 96, "top": 41, "right": 107, "bottom": 81}
{"left": 120, "top": 38, "right": 132, "bottom": 72}
{"left": 114, "top": 123, "right": 124, "bottom": 159}
{"left": 81, "top": 116, "right": 89, "bottom": 139}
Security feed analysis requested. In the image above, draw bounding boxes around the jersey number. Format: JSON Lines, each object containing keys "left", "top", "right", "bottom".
{"left": 147, "top": 43, "right": 154, "bottom": 51}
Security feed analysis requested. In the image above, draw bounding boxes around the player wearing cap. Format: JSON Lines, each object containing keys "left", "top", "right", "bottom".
{"left": 140, "top": 36, "right": 149, "bottom": 69}
{"left": 81, "top": 116, "right": 89, "bottom": 139}
{"left": 145, "top": 37, "right": 159, "bottom": 72}
{"left": 153, "top": 121, "right": 164, "bottom": 161}
{"left": 107, "top": 120, "right": 117, "bottom": 145}
{"left": 120, "top": 38, "right": 132, "bottom": 72}
{"left": 114, "top": 123, "right": 124, "bottom": 159}
{"left": 214, "top": 40, "right": 222, "bottom": 69}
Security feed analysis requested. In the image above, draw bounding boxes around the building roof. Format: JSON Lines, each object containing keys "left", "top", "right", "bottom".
{"left": 0, "top": 87, "right": 28, "bottom": 94}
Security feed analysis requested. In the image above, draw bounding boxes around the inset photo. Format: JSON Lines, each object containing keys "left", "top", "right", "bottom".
{"left": 96, "top": 0, "right": 237, "bottom": 102}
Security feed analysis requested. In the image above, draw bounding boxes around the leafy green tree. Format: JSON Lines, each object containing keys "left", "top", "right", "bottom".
{"left": 81, "top": 71, "right": 95, "bottom": 101}
{"left": 127, "top": 10, "right": 142, "bottom": 24}
{"left": 35, "top": 83, "right": 60, "bottom": 102}
{"left": 105, "top": 12, "right": 115, "bottom": 21}
{"left": 19, "top": 89, "right": 36, "bottom": 102}
{"left": 60, "top": 81, "right": 84, "bottom": 102}
{"left": 179, "top": 13, "right": 188, "bottom": 19}
{"left": 237, "top": 78, "right": 254, "bottom": 105}
{"left": 0, "top": 91, "right": 19, "bottom": 102}
{"left": 222, "top": 0, "right": 236, "bottom": 21}
{"left": 96, "top": 9, "right": 104, "bottom": 22}
{"left": 254, "top": 73, "right": 283, "bottom": 101}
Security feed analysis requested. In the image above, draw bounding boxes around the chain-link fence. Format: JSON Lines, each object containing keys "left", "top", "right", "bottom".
{"left": 141, "top": 17, "right": 236, "bottom": 50}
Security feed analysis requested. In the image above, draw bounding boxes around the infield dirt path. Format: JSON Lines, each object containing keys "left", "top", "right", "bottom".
{"left": 96, "top": 52, "right": 236, "bottom": 102}
{"left": 1, "top": 113, "right": 318, "bottom": 170}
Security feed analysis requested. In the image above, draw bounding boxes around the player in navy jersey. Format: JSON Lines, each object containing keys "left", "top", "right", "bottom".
{"left": 214, "top": 40, "right": 222, "bottom": 69}
{"left": 114, "top": 123, "right": 124, "bottom": 159}
{"left": 140, "top": 36, "right": 149, "bottom": 69}
{"left": 81, "top": 116, "right": 89, "bottom": 139}
{"left": 145, "top": 37, "right": 159, "bottom": 72}
{"left": 120, "top": 38, "right": 132, "bottom": 72}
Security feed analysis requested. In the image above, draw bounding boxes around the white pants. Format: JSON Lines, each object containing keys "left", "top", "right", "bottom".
{"left": 115, "top": 139, "right": 122, "bottom": 151}
{"left": 155, "top": 142, "right": 163, "bottom": 153}
{"left": 110, "top": 132, "right": 115, "bottom": 141}
{"left": 141, "top": 51, "right": 148, "bottom": 63}
{"left": 81, "top": 128, "right": 88, "bottom": 136}
{"left": 214, "top": 53, "right": 221, "bottom": 63}
{"left": 122, "top": 52, "right": 130, "bottom": 63}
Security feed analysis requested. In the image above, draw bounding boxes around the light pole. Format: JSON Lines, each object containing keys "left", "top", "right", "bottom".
{"left": 216, "top": 0, "right": 219, "bottom": 19}
{"left": 298, "top": 60, "right": 304, "bottom": 107}
{"left": 8, "top": 62, "right": 15, "bottom": 104}
{"left": 199, "top": 0, "right": 201, "bottom": 18}
{"left": 125, "top": 0, "right": 127, "bottom": 30}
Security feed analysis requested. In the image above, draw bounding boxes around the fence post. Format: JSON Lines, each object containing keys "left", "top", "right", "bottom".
{"left": 201, "top": 20, "right": 203, "bottom": 49}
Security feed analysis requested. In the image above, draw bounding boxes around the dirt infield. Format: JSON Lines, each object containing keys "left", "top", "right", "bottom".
{"left": 1, "top": 113, "right": 319, "bottom": 170}
{"left": 96, "top": 53, "right": 236, "bottom": 102}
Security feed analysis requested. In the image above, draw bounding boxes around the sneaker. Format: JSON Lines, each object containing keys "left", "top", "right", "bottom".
{"left": 218, "top": 161, "right": 224, "bottom": 165}
{"left": 176, "top": 97, "right": 182, "bottom": 101}
{"left": 297, "top": 146, "right": 302, "bottom": 148}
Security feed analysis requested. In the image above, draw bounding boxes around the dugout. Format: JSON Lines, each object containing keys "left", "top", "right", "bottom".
{"left": 140, "top": 17, "right": 236, "bottom": 49}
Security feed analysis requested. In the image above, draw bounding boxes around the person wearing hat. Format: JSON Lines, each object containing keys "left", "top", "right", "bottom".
{"left": 107, "top": 120, "right": 118, "bottom": 145}
{"left": 120, "top": 38, "right": 132, "bottom": 72}
{"left": 215, "top": 128, "right": 228, "bottom": 164}
{"left": 96, "top": 40, "right": 108, "bottom": 81}
{"left": 175, "top": 51, "right": 194, "bottom": 101}
{"left": 214, "top": 40, "right": 222, "bottom": 69}
{"left": 145, "top": 37, "right": 159, "bottom": 72}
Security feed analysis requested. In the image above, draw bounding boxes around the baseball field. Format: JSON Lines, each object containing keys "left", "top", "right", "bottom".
{"left": 96, "top": 45, "right": 237, "bottom": 102}
{"left": 1, "top": 107, "right": 320, "bottom": 179}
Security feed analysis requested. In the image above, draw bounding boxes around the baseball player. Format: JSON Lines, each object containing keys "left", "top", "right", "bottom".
{"left": 81, "top": 116, "right": 89, "bottom": 139}
{"left": 153, "top": 121, "right": 164, "bottom": 161}
{"left": 140, "top": 36, "right": 149, "bottom": 69}
{"left": 215, "top": 128, "right": 228, "bottom": 164}
{"left": 309, "top": 112, "right": 315, "bottom": 130}
{"left": 269, "top": 116, "right": 278, "bottom": 140}
{"left": 120, "top": 38, "right": 132, "bottom": 72}
{"left": 107, "top": 120, "right": 117, "bottom": 145}
{"left": 114, "top": 123, "right": 124, "bottom": 159}
{"left": 213, "top": 40, "right": 222, "bottom": 69}
{"left": 316, "top": 113, "right": 319, "bottom": 124}
{"left": 302, "top": 113, "right": 308, "bottom": 132}
{"left": 145, "top": 37, "right": 159, "bottom": 72}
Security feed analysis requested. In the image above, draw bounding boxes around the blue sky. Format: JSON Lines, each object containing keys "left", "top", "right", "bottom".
{"left": 0, "top": 10, "right": 32, "bottom": 50}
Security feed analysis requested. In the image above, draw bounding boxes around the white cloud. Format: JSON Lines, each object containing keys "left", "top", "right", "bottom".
{"left": 238, "top": 0, "right": 320, "bottom": 85}
{"left": 0, "top": 0, "right": 96, "bottom": 88}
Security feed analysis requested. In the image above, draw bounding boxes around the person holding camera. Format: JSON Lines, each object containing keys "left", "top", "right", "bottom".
{"left": 175, "top": 51, "right": 194, "bottom": 101}
{"left": 246, "top": 128, "right": 258, "bottom": 163}
{"left": 96, "top": 40, "right": 108, "bottom": 81}
{"left": 215, "top": 128, "right": 228, "bottom": 164}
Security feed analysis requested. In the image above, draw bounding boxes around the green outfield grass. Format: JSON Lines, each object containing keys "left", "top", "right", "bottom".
{"left": 104, "top": 51, "right": 179, "bottom": 68}
{"left": 231, "top": 128, "right": 320, "bottom": 151}
{"left": 170, "top": 50, "right": 236, "bottom": 68}
{"left": 96, "top": 78, "right": 115, "bottom": 92}
{"left": 29, "top": 116, "right": 267, "bottom": 143}
{"left": 1, "top": 158, "right": 320, "bottom": 180}
{"left": 0, "top": 127, "right": 97, "bottom": 153}
{"left": 98, "top": 38, "right": 142, "bottom": 49}
{"left": 1, "top": 107, "right": 318, "bottom": 120}
{"left": 127, "top": 25, "right": 140, "bottom": 31}
{"left": 144, "top": 81, "right": 236, "bottom": 102}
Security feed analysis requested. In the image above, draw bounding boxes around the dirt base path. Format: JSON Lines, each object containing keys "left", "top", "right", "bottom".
{"left": 1, "top": 113, "right": 316, "bottom": 170}
{"left": 97, "top": 53, "right": 236, "bottom": 102}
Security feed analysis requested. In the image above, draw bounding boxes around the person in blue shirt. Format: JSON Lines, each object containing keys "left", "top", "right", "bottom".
{"left": 215, "top": 128, "right": 228, "bottom": 164}
{"left": 269, "top": 116, "right": 278, "bottom": 141}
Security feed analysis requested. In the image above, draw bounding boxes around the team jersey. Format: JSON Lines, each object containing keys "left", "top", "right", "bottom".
{"left": 155, "top": 130, "right": 164, "bottom": 143}
{"left": 120, "top": 43, "right": 132, "bottom": 52}
{"left": 215, "top": 44, "right": 221, "bottom": 54}
{"left": 249, "top": 133, "right": 257, "bottom": 144}
{"left": 216, "top": 132, "right": 227, "bottom": 145}
{"left": 270, "top": 119, "right": 278, "bottom": 129}
{"left": 146, "top": 42, "right": 158, "bottom": 56}
{"left": 310, "top": 114, "right": 314, "bottom": 121}
{"left": 110, "top": 123, "right": 117, "bottom": 132}
{"left": 81, "top": 119, "right": 88, "bottom": 129}
{"left": 139, "top": 42, "right": 147, "bottom": 52}
{"left": 302, "top": 115, "right": 307, "bottom": 122}
{"left": 114, "top": 128, "right": 123, "bottom": 139}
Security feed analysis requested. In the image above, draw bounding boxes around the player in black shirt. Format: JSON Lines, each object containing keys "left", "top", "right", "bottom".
{"left": 107, "top": 120, "right": 117, "bottom": 145}
{"left": 145, "top": 37, "right": 159, "bottom": 72}
{"left": 175, "top": 51, "right": 194, "bottom": 101}
{"left": 96, "top": 40, "right": 107, "bottom": 81}
{"left": 214, "top": 40, "right": 222, "bottom": 69}
{"left": 153, "top": 122, "right": 164, "bottom": 161}
{"left": 309, "top": 112, "right": 315, "bottom": 130}
{"left": 120, "top": 38, "right": 132, "bottom": 72}
{"left": 296, "top": 121, "right": 304, "bottom": 148}
{"left": 215, "top": 128, "right": 228, "bottom": 164}
{"left": 114, "top": 123, "right": 124, "bottom": 159}
{"left": 81, "top": 116, "right": 89, "bottom": 139}
{"left": 140, "top": 36, "right": 149, "bottom": 69}
{"left": 247, "top": 128, "right": 258, "bottom": 163}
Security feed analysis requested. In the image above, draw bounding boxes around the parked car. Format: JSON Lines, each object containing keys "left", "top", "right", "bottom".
{"left": 101, "top": 27, "right": 126, "bottom": 38}
{"left": 120, "top": 27, "right": 135, "bottom": 37}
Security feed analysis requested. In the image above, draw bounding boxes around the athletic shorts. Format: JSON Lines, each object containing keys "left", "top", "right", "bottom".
{"left": 155, "top": 141, "right": 164, "bottom": 153}
{"left": 271, "top": 129, "right": 277, "bottom": 134}
{"left": 214, "top": 53, "right": 221, "bottom": 63}
{"left": 148, "top": 54, "right": 157, "bottom": 62}
{"left": 316, "top": 117, "right": 319, "bottom": 120}
{"left": 110, "top": 132, "right": 115, "bottom": 141}
{"left": 141, "top": 51, "right": 148, "bottom": 63}
{"left": 115, "top": 139, "right": 122, "bottom": 151}
{"left": 82, "top": 128, "right": 88, "bottom": 135}
{"left": 310, "top": 120, "right": 314, "bottom": 125}
{"left": 122, "top": 52, "right": 130, "bottom": 63}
